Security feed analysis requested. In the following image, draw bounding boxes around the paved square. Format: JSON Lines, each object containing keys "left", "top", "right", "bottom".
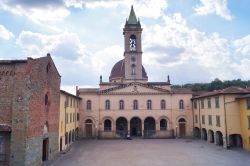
{"left": 52, "top": 139, "right": 250, "bottom": 166}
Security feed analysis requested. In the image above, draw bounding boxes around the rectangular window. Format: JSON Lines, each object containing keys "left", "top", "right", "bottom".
{"left": 73, "top": 113, "right": 75, "bottom": 122}
{"left": 66, "top": 97, "right": 69, "bottom": 107}
{"left": 201, "top": 99, "right": 204, "bottom": 109}
{"left": 216, "top": 115, "right": 220, "bottom": 127}
{"left": 215, "top": 97, "right": 220, "bottom": 108}
{"left": 195, "top": 115, "right": 198, "bottom": 123}
{"left": 77, "top": 113, "right": 80, "bottom": 121}
{"left": 66, "top": 113, "right": 68, "bottom": 124}
{"left": 194, "top": 100, "right": 197, "bottom": 109}
{"left": 207, "top": 98, "right": 211, "bottom": 109}
{"left": 70, "top": 113, "right": 72, "bottom": 123}
{"left": 202, "top": 115, "right": 205, "bottom": 124}
{"left": 248, "top": 116, "right": 250, "bottom": 129}
{"left": 208, "top": 115, "right": 212, "bottom": 125}
{"left": 247, "top": 99, "right": 250, "bottom": 110}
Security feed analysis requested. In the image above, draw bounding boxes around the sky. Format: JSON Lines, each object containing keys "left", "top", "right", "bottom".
{"left": 0, "top": 0, "right": 250, "bottom": 94}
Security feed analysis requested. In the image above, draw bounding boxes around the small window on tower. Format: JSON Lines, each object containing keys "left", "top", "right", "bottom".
{"left": 130, "top": 35, "right": 136, "bottom": 51}
{"left": 45, "top": 93, "right": 49, "bottom": 106}
{"left": 131, "top": 64, "right": 136, "bottom": 75}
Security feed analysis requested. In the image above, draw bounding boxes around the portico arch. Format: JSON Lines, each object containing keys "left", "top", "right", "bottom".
{"left": 201, "top": 128, "right": 207, "bottom": 141}
{"left": 130, "top": 117, "right": 142, "bottom": 137}
{"left": 193, "top": 127, "right": 201, "bottom": 138}
{"left": 215, "top": 131, "right": 223, "bottom": 146}
{"left": 208, "top": 130, "right": 214, "bottom": 143}
{"left": 116, "top": 117, "right": 128, "bottom": 137}
{"left": 144, "top": 117, "right": 156, "bottom": 137}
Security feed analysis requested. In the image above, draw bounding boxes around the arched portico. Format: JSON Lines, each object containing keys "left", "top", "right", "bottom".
{"left": 229, "top": 134, "right": 242, "bottom": 148}
{"left": 201, "top": 128, "right": 207, "bottom": 141}
{"left": 116, "top": 117, "right": 128, "bottom": 137}
{"left": 208, "top": 130, "right": 214, "bottom": 143}
{"left": 144, "top": 117, "right": 156, "bottom": 137}
{"left": 193, "top": 127, "right": 201, "bottom": 138}
{"left": 130, "top": 117, "right": 142, "bottom": 137}
{"left": 215, "top": 131, "right": 223, "bottom": 146}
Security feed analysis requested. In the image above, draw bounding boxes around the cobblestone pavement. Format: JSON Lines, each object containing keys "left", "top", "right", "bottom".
{"left": 51, "top": 139, "right": 250, "bottom": 166}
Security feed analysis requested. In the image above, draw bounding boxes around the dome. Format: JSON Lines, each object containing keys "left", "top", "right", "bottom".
{"left": 109, "top": 59, "right": 148, "bottom": 81}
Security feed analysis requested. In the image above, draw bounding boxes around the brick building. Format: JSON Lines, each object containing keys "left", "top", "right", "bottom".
{"left": 0, "top": 54, "right": 61, "bottom": 166}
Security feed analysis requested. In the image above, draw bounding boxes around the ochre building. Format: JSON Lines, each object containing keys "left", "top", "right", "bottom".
{"left": 77, "top": 6, "right": 193, "bottom": 139}
{"left": 236, "top": 94, "right": 250, "bottom": 151}
{"left": 0, "top": 54, "right": 61, "bottom": 166}
{"left": 59, "top": 90, "right": 81, "bottom": 152}
{"left": 192, "top": 87, "right": 250, "bottom": 149}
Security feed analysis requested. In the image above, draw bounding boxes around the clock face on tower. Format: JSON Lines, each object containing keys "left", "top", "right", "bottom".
{"left": 130, "top": 35, "right": 136, "bottom": 51}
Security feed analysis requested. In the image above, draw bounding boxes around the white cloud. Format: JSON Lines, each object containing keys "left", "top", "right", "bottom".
{"left": 0, "top": 1, "right": 70, "bottom": 24}
{"left": 234, "top": 35, "right": 250, "bottom": 56}
{"left": 65, "top": 0, "right": 168, "bottom": 19}
{"left": 141, "top": 13, "right": 249, "bottom": 83}
{"left": 194, "top": 0, "right": 233, "bottom": 20}
{"left": 16, "top": 31, "right": 86, "bottom": 60}
{"left": 16, "top": 30, "right": 124, "bottom": 85}
{"left": 0, "top": 25, "right": 14, "bottom": 40}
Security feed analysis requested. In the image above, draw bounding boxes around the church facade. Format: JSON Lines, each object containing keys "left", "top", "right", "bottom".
{"left": 77, "top": 6, "right": 193, "bottom": 139}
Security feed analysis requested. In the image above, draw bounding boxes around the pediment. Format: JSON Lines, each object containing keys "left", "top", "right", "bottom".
{"left": 99, "top": 82, "right": 170, "bottom": 94}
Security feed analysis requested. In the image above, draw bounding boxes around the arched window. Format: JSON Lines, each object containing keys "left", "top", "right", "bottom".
{"left": 161, "top": 100, "right": 166, "bottom": 110}
{"left": 45, "top": 93, "right": 49, "bottom": 106}
{"left": 133, "top": 100, "right": 138, "bottom": 110}
{"left": 119, "top": 100, "right": 124, "bottom": 110}
{"left": 104, "top": 119, "right": 112, "bottom": 131}
{"left": 131, "top": 64, "right": 136, "bottom": 75}
{"left": 160, "top": 119, "right": 167, "bottom": 130}
{"left": 179, "top": 100, "right": 184, "bottom": 109}
{"left": 105, "top": 100, "right": 110, "bottom": 110}
{"left": 147, "top": 100, "right": 152, "bottom": 110}
{"left": 86, "top": 100, "right": 92, "bottom": 110}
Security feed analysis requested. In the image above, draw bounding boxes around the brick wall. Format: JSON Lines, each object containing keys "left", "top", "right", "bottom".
{"left": 0, "top": 55, "right": 61, "bottom": 166}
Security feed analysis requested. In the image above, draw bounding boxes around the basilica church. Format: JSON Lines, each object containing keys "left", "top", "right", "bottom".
{"left": 77, "top": 6, "right": 193, "bottom": 139}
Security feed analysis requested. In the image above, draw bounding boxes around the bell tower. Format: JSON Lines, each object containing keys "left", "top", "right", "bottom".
{"left": 123, "top": 5, "right": 147, "bottom": 82}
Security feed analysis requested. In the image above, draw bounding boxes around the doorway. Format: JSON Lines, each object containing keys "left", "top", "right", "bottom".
{"left": 42, "top": 138, "right": 49, "bottom": 161}
{"left": 59, "top": 137, "right": 62, "bottom": 152}
{"left": 85, "top": 119, "right": 93, "bottom": 138}
{"left": 178, "top": 118, "right": 186, "bottom": 137}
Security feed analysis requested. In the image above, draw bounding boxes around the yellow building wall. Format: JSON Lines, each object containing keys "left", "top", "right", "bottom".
{"left": 79, "top": 92, "right": 193, "bottom": 138}
{"left": 193, "top": 94, "right": 242, "bottom": 147}
{"left": 239, "top": 99, "right": 250, "bottom": 151}
{"left": 59, "top": 92, "right": 80, "bottom": 152}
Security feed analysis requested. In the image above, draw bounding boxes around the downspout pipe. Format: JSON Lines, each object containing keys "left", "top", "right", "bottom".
{"left": 223, "top": 95, "right": 228, "bottom": 148}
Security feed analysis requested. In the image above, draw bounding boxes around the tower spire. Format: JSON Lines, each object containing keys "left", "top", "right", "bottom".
{"left": 127, "top": 5, "right": 138, "bottom": 24}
